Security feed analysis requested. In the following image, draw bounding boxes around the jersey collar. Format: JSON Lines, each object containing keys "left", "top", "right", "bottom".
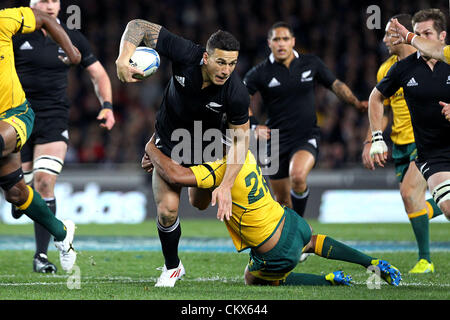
{"left": 269, "top": 50, "right": 299, "bottom": 64}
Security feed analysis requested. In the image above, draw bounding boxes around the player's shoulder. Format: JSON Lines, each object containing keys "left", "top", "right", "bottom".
{"left": 377, "top": 55, "right": 398, "bottom": 79}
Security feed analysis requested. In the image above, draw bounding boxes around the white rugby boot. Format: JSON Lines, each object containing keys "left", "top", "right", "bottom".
{"left": 54, "top": 220, "right": 77, "bottom": 271}
{"left": 155, "top": 261, "right": 185, "bottom": 287}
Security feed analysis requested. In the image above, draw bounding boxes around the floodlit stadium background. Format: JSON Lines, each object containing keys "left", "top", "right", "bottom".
{"left": 1, "top": 0, "right": 449, "bottom": 223}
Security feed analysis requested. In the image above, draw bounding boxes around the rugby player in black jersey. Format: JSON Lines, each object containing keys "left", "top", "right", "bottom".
{"left": 369, "top": 8, "right": 450, "bottom": 222}
{"left": 12, "top": 0, "right": 115, "bottom": 273}
{"left": 116, "top": 20, "right": 250, "bottom": 287}
{"left": 243, "top": 21, "right": 367, "bottom": 218}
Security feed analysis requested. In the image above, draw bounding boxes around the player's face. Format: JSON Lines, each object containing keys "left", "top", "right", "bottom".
{"left": 33, "top": 0, "right": 61, "bottom": 18}
{"left": 203, "top": 49, "right": 239, "bottom": 85}
{"left": 414, "top": 20, "right": 446, "bottom": 42}
{"left": 383, "top": 21, "right": 398, "bottom": 55}
{"left": 268, "top": 27, "right": 295, "bottom": 61}
{"left": 414, "top": 20, "right": 446, "bottom": 60}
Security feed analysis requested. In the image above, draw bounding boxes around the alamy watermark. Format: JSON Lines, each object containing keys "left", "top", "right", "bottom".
{"left": 66, "top": 5, "right": 81, "bottom": 30}
{"left": 168, "top": 121, "right": 279, "bottom": 175}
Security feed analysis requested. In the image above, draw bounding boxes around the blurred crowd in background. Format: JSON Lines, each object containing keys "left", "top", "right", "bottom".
{"left": 8, "top": 0, "right": 450, "bottom": 168}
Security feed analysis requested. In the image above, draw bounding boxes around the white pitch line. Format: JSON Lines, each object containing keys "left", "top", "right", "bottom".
{"left": 0, "top": 275, "right": 448, "bottom": 288}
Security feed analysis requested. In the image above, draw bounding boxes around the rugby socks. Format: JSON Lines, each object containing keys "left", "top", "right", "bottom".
{"left": 157, "top": 217, "right": 181, "bottom": 269}
{"left": 19, "top": 186, "right": 66, "bottom": 241}
{"left": 34, "top": 198, "right": 56, "bottom": 256}
{"left": 314, "top": 234, "right": 373, "bottom": 267}
{"left": 426, "top": 198, "right": 443, "bottom": 219}
{"left": 406, "top": 200, "right": 444, "bottom": 263}
{"left": 282, "top": 272, "right": 331, "bottom": 286}
{"left": 290, "top": 187, "right": 309, "bottom": 217}
{"left": 408, "top": 207, "right": 431, "bottom": 262}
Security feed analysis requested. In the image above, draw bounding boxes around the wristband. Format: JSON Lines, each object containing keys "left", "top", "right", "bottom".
{"left": 371, "top": 130, "right": 383, "bottom": 143}
{"left": 102, "top": 101, "right": 113, "bottom": 110}
{"left": 363, "top": 141, "right": 371, "bottom": 145}
{"left": 405, "top": 32, "right": 417, "bottom": 45}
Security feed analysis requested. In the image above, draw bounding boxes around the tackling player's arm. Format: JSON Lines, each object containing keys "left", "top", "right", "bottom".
{"left": 115, "top": 19, "right": 161, "bottom": 82}
{"left": 143, "top": 138, "right": 197, "bottom": 188}
{"left": 368, "top": 87, "right": 388, "bottom": 167}
{"left": 32, "top": 8, "right": 80, "bottom": 65}
{"left": 212, "top": 121, "right": 249, "bottom": 222}
{"left": 331, "top": 79, "right": 368, "bottom": 111}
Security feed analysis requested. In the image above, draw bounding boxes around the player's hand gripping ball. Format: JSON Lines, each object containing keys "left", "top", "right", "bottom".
{"left": 129, "top": 47, "right": 160, "bottom": 80}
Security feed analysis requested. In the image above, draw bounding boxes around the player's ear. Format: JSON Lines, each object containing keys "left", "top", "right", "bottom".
{"left": 203, "top": 52, "right": 209, "bottom": 65}
{"left": 439, "top": 30, "right": 447, "bottom": 43}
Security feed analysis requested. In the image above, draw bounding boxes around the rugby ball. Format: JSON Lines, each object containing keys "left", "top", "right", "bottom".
{"left": 129, "top": 47, "right": 160, "bottom": 80}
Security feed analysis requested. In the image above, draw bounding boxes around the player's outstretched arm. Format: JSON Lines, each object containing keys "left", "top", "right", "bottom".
{"left": 390, "top": 18, "right": 449, "bottom": 64}
{"left": 32, "top": 8, "right": 80, "bottom": 65}
{"left": 212, "top": 121, "right": 250, "bottom": 222}
{"left": 331, "top": 80, "right": 368, "bottom": 111}
{"left": 143, "top": 138, "right": 198, "bottom": 187}
{"left": 368, "top": 87, "right": 388, "bottom": 168}
{"left": 116, "top": 19, "right": 161, "bottom": 82}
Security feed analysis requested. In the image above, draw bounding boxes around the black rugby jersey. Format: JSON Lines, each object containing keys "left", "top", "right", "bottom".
{"left": 243, "top": 51, "right": 336, "bottom": 146}
{"left": 377, "top": 51, "right": 450, "bottom": 162}
{"left": 13, "top": 21, "right": 97, "bottom": 119}
{"left": 154, "top": 27, "right": 249, "bottom": 160}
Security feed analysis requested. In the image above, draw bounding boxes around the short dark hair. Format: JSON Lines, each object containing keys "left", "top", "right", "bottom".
{"left": 268, "top": 21, "right": 294, "bottom": 39}
{"left": 206, "top": 30, "right": 240, "bottom": 54}
{"left": 391, "top": 14, "right": 413, "bottom": 32}
{"left": 412, "top": 8, "right": 447, "bottom": 34}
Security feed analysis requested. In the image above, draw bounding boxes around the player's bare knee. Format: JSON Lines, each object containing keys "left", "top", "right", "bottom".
{"left": 290, "top": 171, "right": 307, "bottom": 192}
{"left": 4, "top": 183, "right": 28, "bottom": 206}
{"left": 33, "top": 175, "right": 54, "bottom": 198}
{"left": 157, "top": 206, "right": 179, "bottom": 226}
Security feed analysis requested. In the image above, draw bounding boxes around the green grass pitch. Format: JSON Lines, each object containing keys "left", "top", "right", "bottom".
{"left": 0, "top": 220, "right": 448, "bottom": 301}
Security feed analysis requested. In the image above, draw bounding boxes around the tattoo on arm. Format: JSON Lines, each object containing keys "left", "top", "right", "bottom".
{"left": 331, "top": 80, "right": 359, "bottom": 107}
{"left": 123, "top": 19, "right": 161, "bottom": 48}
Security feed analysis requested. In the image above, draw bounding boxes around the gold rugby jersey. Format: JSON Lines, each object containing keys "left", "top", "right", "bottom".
{"left": 377, "top": 55, "right": 415, "bottom": 145}
{"left": 190, "top": 151, "right": 285, "bottom": 252}
{"left": 444, "top": 45, "right": 450, "bottom": 64}
{"left": 0, "top": 7, "right": 36, "bottom": 112}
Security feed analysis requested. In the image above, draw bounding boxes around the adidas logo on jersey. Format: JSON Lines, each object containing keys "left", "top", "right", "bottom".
{"left": 407, "top": 77, "right": 418, "bottom": 87}
{"left": 175, "top": 75, "right": 185, "bottom": 87}
{"left": 20, "top": 41, "right": 33, "bottom": 50}
{"left": 446, "top": 75, "right": 450, "bottom": 84}
{"left": 268, "top": 77, "right": 281, "bottom": 88}
{"left": 301, "top": 70, "right": 313, "bottom": 82}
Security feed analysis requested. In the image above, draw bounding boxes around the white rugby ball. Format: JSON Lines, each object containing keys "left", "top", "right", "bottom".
{"left": 129, "top": 47, "right": 160, "bottom": 80}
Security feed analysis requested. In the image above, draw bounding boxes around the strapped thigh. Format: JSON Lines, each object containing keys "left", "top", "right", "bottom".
{"left": 431, "top": 179, "right": 450, "bottom": 207}
{"left": 33, "top": 155, "right": 64, "bottom": 176}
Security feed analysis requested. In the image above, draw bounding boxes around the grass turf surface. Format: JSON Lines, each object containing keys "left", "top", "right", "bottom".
{"left": 0, "top": 220, "right": 448, "bottom": 301}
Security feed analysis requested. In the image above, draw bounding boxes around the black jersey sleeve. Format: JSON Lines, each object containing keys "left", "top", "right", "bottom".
{"left": 69, "top": 28, "right": 98, "bottom": 68}
{"left": 376, "top": 61, "right": 401, "bottom": 98}
{"left": 243, "top": 65, "right": 261, "bottom": 95}
{"left": 314, "top": 56, "right": 337, "bottom": 88}
{"left": 226, "top": 73, "right": 250, "bottom": 126}
{"left": 156, "top": 27, "right": 204, "bottom": 65}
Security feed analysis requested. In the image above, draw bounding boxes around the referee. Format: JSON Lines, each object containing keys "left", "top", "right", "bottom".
{"left": 369, "top": 8, "right": 450, "bottom": 221}
{"left": 12, "top": 0, "right": 115, "bottom": 273}
{"left": 243, "top": 21, "right": 367, "bottom": 217}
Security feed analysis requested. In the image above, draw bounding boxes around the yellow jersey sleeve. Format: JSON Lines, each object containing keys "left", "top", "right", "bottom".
{"left": 189, "top": 159, "right": 226, "bottom": 189}
{"left": 0, "top": 7, "right": 36, "bottom": 40}
{"left": 443, "top": 45, "right": 450, "bottom": 65}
